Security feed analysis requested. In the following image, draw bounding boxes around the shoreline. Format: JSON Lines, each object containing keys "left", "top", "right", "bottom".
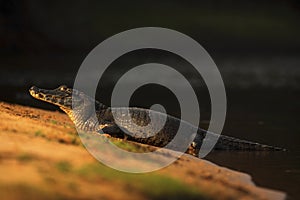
{"left": 0, "top": 101, "right": 286, "bottom": 200}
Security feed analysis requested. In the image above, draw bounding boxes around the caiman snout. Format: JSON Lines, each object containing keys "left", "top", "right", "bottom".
{"left": 29, "top": 86, "right": 38, "bottom": 96}
{"left": 29, "top": 86, "right": 44, "bottom": 99}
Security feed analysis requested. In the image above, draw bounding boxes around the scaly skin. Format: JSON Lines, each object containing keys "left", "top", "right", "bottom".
{"left": 29, "top": 85, "right": 285, "bottom": 156}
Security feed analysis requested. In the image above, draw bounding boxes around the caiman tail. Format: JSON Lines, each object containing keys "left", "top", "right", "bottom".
{"left": 195, "top": 129, "right": 286, "bottom": 151}
{"left": 214, "top": 134, "right": 285, "bottom": 151}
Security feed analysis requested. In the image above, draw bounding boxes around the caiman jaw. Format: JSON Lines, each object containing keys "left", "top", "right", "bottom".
{"left": 29, "top": 86, "right": 51, "bottom": 102}
{"left": 29, "top": 85, "right": 72, "bottom": 109}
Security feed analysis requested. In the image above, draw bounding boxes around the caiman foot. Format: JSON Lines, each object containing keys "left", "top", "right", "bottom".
{"left": 100, "top": 133, "right": 111, "bottom": 138}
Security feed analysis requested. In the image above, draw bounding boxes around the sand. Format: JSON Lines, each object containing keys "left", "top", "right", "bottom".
{"left": 0, "top": 101, "right": 286, "bottom": 200}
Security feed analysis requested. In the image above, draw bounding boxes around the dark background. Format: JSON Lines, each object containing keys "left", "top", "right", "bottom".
{"left": 0, "top": 0, "right": 299, "bottom": 199}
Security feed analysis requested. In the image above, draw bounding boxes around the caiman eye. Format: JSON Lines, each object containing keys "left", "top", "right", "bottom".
{"left": 59, "top": 85, "right": 68, "bottom": 91}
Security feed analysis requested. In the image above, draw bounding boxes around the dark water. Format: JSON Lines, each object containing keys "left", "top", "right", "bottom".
{"left": 205, "top": 90, "right": 300, "bottom": 199}
{"left": 1, "top": 55, "right": 299, "bottom": 199}
{"left": 207, "top": 151, "right": 300, "bottom": 199}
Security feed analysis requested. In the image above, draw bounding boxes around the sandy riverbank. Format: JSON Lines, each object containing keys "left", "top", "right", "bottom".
{"left": 0, "top": 102, "right": 285, "bottom": 200}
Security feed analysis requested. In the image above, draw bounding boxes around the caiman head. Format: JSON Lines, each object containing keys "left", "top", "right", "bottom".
{"left": 29, "top": 85, "right": 106, "bottom": 115}
{"left": 29, "top": 85, "right": 108, "bottom": 131}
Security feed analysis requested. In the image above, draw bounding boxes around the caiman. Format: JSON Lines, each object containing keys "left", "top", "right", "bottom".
{"left": 29, "top": 85, "right": 285, "bottom": 156}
